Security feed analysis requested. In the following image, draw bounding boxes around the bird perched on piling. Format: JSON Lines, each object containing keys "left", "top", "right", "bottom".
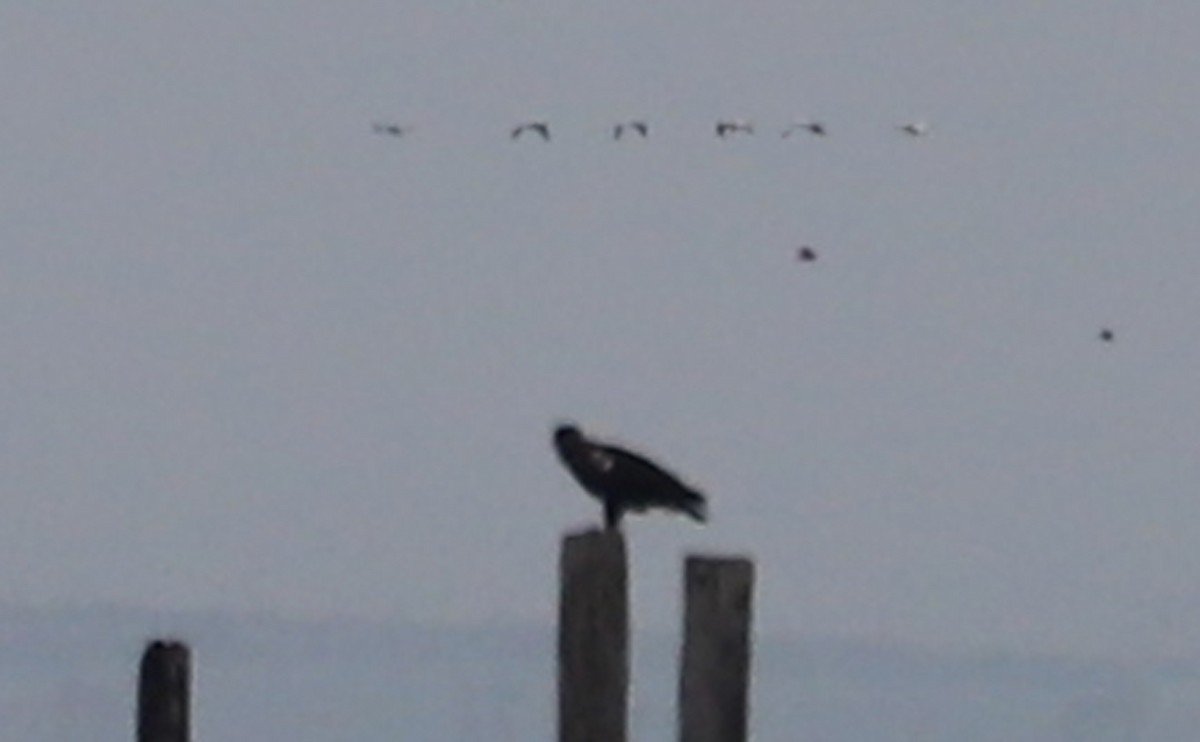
{"left": 553, "top": 424, "right": 708, "bottom": 530}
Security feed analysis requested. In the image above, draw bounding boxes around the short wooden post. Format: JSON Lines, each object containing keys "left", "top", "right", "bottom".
{"left": 558, "top": 527, "right": 629, "bottom": 742}
{"left": 678, "top": 555, "right": 755, "bottom": 742}
{"left": 137, "top": 639, "right": 190, "bottom": 742}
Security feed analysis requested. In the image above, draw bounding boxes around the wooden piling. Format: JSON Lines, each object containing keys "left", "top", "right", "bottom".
{"left": 137, "top": 639, "right": 190, "bottom": 742}
{"left": 678, "top": 555, "right": 755, "bottom": 742}
{"left": 558, "top": 527, "right": 629, "bottom": 742}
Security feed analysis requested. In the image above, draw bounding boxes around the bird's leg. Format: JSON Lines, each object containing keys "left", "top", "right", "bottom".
{"left": 604, "top": 500, "right": 623, "bottom": 531}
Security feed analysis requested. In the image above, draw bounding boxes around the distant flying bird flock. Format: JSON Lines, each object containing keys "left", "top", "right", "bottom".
{"left": 371, "top": 115, "right": 1115, "bottom": 349}
{"left": 371, "top": 118, "right": 933, "bottom": 141}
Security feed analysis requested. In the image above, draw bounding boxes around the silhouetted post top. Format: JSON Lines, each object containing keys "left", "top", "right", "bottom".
{"left": 138, "top": 639, "right": 191, "bottom": 742}
{"left": 559, "top": 527, "right": 629, "bottom": 742}
{"left": 679, "top": 555, "right": 755, "bottom": 742}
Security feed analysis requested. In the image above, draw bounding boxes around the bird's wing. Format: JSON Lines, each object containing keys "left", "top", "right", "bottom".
{"left": 585, "top": 447, "right": 617, "bottom": 473}
{"left": 596, "top": 444, "right": 692, "bottom": 495}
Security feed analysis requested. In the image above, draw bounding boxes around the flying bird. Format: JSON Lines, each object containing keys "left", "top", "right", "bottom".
{"left": 783, "top": 121, "right": 827, "bottom": 137}
{"left": 796, "top": 246, "right": 818, "bottom": 262}
{"left": 613, "top": 121, "right": 649, "bottom": 139}
{"left": 897, "top": 121, "right": 931, "bottom": 137}
{"left": 716, "top": 120, "right": 754, "bottom": 138}
{"left": 553, "top": 424, "right": 708, "bottom": 530}
{"left": 511, "top": 122, "right": 551, "bottom": 141}
{"left": 372, "top": 122, "right": 410, "bottom": 138}
{"left": 1099, "top": 328, "right": 1115, "bottom": 342}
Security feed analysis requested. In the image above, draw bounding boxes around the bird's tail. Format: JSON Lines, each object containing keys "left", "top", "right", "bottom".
{"left": 677, "top": 489, "right": 708, "bottom": 523}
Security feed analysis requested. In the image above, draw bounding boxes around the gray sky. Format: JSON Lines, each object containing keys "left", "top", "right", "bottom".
{"left": 3, "top": 0, "right": 1200, "bottom": 660}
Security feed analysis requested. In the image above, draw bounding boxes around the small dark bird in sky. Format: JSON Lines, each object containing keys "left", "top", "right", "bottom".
{"left": 372, "top": 122, "right": 409, "bottom": 138}
{"left": 1099, "top": 328, "right": 1115, "bottom": 342}
{"left": 553, "top": 424, "right": 708, "bottom": 530}
{"left": 898, "top": 121, "right": 931, "bottom": 137}
{"left": 783, "top": 121, "right": 827, "bottom": 137}
{"left": 716, "top": 120, "right": 754, "bottom": 138}
{"left": 797, "top": 246, "right": 818, "bottom": 262}
{"left": 613, "top": 121, "right": 649, "bottom": 139}
{"left": 512, "top": 122, "right": 551, "bottom": 141}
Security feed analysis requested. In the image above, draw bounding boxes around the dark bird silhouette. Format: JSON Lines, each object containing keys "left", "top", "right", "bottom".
{"left": 783, "top": 121, "right": 827, "bottom": 137}
{"left": 372, "top": 122, "right": 410, "bottom": 138}
{"left": 1099, "top": 328, "right": 1115, "bottom": 342}
{"left": 716, "top": 120, "right": 754, "bottom": 138}
{"left": 511, "top": 122, "right": 551, "bottom": 141}
{"left": 553, "top": 424, "right": 708, "bottom": 530}
{"left": 613, "top": 121, "right": 649, "bottom": 139}
{"left": 897, "top": 121, "right": 931, "bottom": 137}
{"left": 797, "top": 246, "right": 818, "bottom": 262}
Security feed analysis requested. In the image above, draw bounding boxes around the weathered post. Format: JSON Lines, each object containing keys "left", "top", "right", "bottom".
{"left": 678, "top": 555, "right": 755, "bottom": 742}
{"left": 137, "top": 639, "right": 190, "bottom": 742}
{"left": 558, "top": 527, "right": 629, "bottom": 742}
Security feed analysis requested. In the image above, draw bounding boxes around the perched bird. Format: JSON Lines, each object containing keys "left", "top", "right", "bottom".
{"left": 372, "top": 122, "right": 410, "bottom": 138}
{"left": 553, "top": 424, "right": 708, "bottom": 530}
{"left": 783, "top": 121, "right": 827, "bottom": 137}
{"left": 716, "top": 120, "right": 754, "bottom": 138}
{"left": 796, "top": 246, "right": 818, "bottom": 262}
{"left": 897, "top": 121, "right": 931, "bottom": 137}
{"left": 512, "top": 122, "right": 551, "bottom": 141}
{"left": 613, "top": 120, "right": 649, "bottom": 139}
{"left": 1099, "top": 328, "right": 1115, "bottom": 342}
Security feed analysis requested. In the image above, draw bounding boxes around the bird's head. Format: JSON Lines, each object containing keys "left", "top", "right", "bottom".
{"left": 553, "top": 424, "right": 590, "bottom": 461}
{"left": 553, "top": 423, "right": 584, "bottom": 448}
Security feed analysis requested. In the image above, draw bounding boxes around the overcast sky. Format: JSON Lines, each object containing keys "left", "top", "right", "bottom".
{"left": 3, "top": 1, "right": 1200, "bottom": 660}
